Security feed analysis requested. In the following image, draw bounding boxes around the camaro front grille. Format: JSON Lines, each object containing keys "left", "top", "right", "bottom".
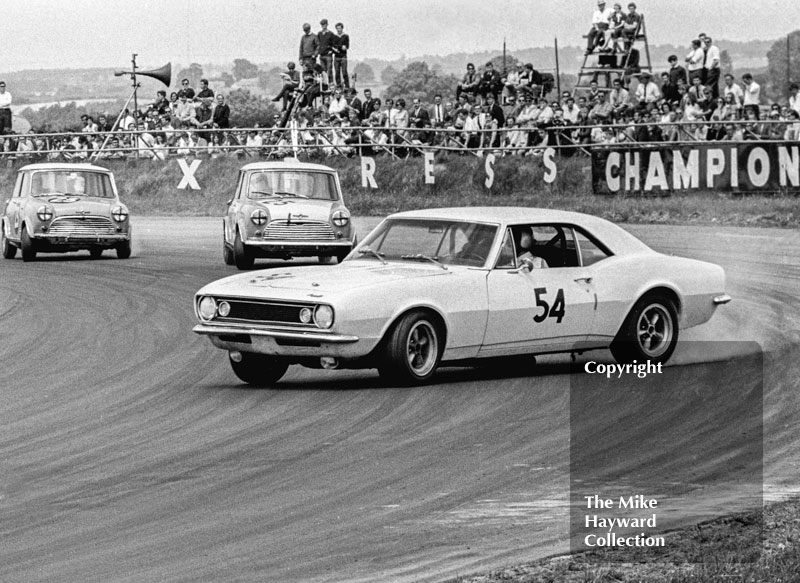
{"left": 263, "top": 220, "right": 335, "bottom": 241}
{"left": 217, "top": 299, "right": 308, "bottom": 325}
{"left": 48, "top": 216, "right": 117, "bottom": 236}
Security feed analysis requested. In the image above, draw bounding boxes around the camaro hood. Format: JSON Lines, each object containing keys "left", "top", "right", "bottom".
{"left": 200, "top": 260, "right": 453, "bottom": 299}
{"left": 254, "top": 198, "right": 335, "bottom": 222}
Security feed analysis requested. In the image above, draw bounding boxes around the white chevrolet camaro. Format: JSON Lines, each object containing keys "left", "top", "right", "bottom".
{"left": 194, "top": 207, "right": 731, "bottom": 386}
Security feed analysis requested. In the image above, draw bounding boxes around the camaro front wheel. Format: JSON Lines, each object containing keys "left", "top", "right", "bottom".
{"left": 229, "top": 352, "right": 289, "bottom": 387}
{"left": 610, "top": 294, "right": 678, "bottom": 365}
{"left": 379, "top": 311, "right": 443, "bottom": 385}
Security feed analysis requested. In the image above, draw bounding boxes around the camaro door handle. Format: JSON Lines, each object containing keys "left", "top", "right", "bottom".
{"left": 574, "top": 277, "right": 593, "bottom": 284}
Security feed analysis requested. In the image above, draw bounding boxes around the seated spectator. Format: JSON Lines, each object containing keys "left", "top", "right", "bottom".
{"left": 81, "top": 114, "right": 98, "bottom": 133}
{"left": 477, "top": 62, "right": 503, "bottom": 99}
{"left": 456, "top": 63, "right": 479, "bottom": 102}
{"left": 784, "top": 109, "right": 800, "bottom": 140}
{"left": 621, "top": 3, "right": 642, "bottom": 51}
{"left": 174, "top": 93, "right": 197, "bottom": 128}
{"left": 212, "top": 94, "right": 230, "bottom": 129}
{"left": 562, "top": 95, "right": 581, "bottom": 124}
{"left": 605, "top": 3, "right": 626, "bottom": 52}
{"left": 503, "top": 63, "right": 525, "bottom": 101}
{"left": 197, "top": 79, "right": 214, "bottom": 101}
{"left": 608, "top": 78, "right": 631, "bottom": 120}
{"left": 634, "top": 72, "right": 661, "bottom": 112}
{"left": 588, "top": 94, "right": 613, "bottom": 123}
{"left": 272, "top": 62, "right": 301, "bottom": 112}
{"left": 344, "top": 87, "right": 362, "bottom": 121}
{"left": 586, "top": 0, "right": 613, "bottom": 55}
{"left": 328, "top": 86, "right": 349, "bottom": 122}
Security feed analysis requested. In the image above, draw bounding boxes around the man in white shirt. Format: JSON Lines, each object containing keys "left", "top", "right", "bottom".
{"left": 327, "top": 87, "right": 348, "bottom": 121}
{"left": 703, "top": 37, "right": 721, "bottom": 99}
{"left": 586, "top": 0, "right": 613, "bottom": 55}
{"left": 742, "top": 73, "right": 761, "bottom": 118}
{"left": 0, "top": 81, "right": 12, "bottom": 134}
{"left": 722, "top": 74, "right": 744, "bottom": 108}
{"left": 635, "top": 72, "right": 661, "bottom": 112}
{"left": 789, "top": 83, "right": 800, "bottom": 116}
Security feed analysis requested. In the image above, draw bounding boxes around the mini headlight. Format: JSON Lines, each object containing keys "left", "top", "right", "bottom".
{"left": 198, "top": 296, "right": 218, "bottom": 320}
{"left": 299, "top": 307, "right": 313, "bottom": 324}
{"left": 251, "top": 208, "right": 268, "bottom": 226}
{"left": 313, "top": 304, "right": 334, "bottom": 329}
{"left": 111, "top": 206, "right": 129, "bottom": 222}
{"left": 332, "top": 209, "right": 350, "bottom": 227}
{"left": 36, "top": 205, "right": 54, "bottom": 221}
{"left": 217, "top": 301, "right": 231, "bottom": 317}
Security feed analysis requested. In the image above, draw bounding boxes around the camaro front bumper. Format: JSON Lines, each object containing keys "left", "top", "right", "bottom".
{"left": 193, "top": 323, "right": 368, "bottom": 359}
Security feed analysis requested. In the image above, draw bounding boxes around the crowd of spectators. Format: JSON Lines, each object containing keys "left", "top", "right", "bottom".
{"left": 2, "top": 11, "right": 800, "bottom": 161}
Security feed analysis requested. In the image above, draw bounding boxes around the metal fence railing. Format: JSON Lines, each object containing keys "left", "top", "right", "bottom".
{"left": 0, "top": 119, "right": 798, "bottom": 161}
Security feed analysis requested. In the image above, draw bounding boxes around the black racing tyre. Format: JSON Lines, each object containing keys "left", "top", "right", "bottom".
{"left": 233, "top": 229, "right": 254, "bottom": 270}
{"left": 610, "top": 294, "right": 679, "bottom": 365}
{"left": 335, "top": 250, "right": 349, "bottom": 263}
{"left": 229, "top": 352, "right": 289, "bottom": 387}
{"left": 223, "top": 242, "right": 234, "bottom": 265}
{"left": 117, "top": 240, "right": 132, "bottom": 259}
{"left": 89, "top": 246, "right": 103, "bottom": 259}
{"left": 318, "top": 255, "right": 333, "bottom": 264}
{"left": 1, "top": 224, "right": 16, "bottom": 259}
{"left": 20, "top": 228, "right": 36, "bottom": 262}
{"left": 379, "top": 311, "right": 443, "bottom": 385}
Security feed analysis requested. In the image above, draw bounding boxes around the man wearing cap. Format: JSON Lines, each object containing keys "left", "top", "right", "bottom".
{"left": 299, "top": 23, "right": 319, "bottom": 71}
{"left": 634, "top": 72, "right": 661, "bottom": 112}
{"left": 0, "top": 81, "right": 12, "bottom": 135}
{"left": 586, "top": 0, "right": 613, "bottom": 55}
{"left": 317, "top": 19, "right": 335, "bottom": 81}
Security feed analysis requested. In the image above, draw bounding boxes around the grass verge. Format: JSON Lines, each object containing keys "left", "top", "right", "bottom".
{"left": 450, "top": 498, "right": 800, "bottom": 583}
{"left": 2, "top": 155, "right": 798, "bottom": 227}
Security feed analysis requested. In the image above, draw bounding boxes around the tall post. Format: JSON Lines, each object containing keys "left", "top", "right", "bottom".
{"left": 788, "top": 35, "right": 792, "bottom": 100}
{"left": 555, "top": 38, "right": 562, "bottom": 98}
{"left": 131, "top": 54, "right": 139, "bottom": 132}
{"left": 503, "top": 38, "right": 507, "bottom": 74}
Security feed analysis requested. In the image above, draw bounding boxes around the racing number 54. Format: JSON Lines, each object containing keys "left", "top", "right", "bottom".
{"left": 533, "top": 287, "right": 565, "bottom": 324}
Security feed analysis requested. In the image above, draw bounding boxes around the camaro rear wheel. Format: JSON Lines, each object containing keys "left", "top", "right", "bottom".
{"left": 379, "top": 311, "right": 443, "bottom": 385}
{"left": 610, "top": 294, "right": 678, "bottom": 364}
{"left": 116, "top": 240, "right": 132, "bottom": 259}
{"left": 1, "top": 224, "right": 16, "bottom": 259}
{"left": 20, "top": 228, "right": 36, "bottom": 262}
{"left": 229, "top": 352, "right": 289, "bottom": 387}
{"left": 233, "top": 230, "right": 254, "bottom": 270}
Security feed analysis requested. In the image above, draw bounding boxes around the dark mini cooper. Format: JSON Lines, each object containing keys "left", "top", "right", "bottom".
{"left": 1, "top": 163, "right": 132, "bottom": 262}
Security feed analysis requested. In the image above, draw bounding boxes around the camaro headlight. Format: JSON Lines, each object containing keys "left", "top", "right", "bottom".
{"left": 111, "top": 206, "right": 129, "bottom": 222}
{"left": 299, "top": 307, "right": 313, "bottom": 324}
{"left": 36, "top": 205, "right": 54, "bottom": 221}
{"left": 217, "top": 301, "right": 231, "bottom": 317}
{"left": 198, "top": 296, "right": 218, "bottom": 320}
{"left": 251, "top": 208, "right": 268, "bottom": 226}
{"left": 332, "top": 209, "right": 350, "bottom": 227}
{"left": 313, "top": 304, "right": 334, "bottom": 329}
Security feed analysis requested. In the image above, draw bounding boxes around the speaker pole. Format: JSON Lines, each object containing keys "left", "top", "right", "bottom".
{"left": 130, "top": 54, "right": 140, "bottom": 134}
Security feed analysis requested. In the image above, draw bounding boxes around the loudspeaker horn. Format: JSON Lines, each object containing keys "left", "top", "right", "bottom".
{"left": 114, "top": 62, "right": 171, "bottom": 87}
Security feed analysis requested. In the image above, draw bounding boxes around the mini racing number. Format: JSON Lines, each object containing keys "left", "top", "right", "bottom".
{"left": 533, "top": 287, "right": 566, "bottom": 324}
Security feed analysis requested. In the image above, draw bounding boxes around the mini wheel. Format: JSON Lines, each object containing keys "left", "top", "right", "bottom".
{"left": 610, "top": 294, "right": 679, "bottom": 364}
{"left": 117, "top": 240, "right": 132, "bottom": 259}
{"left": 223, "top": 243, "right": 234, "bottom": 265}
{"left": 233, "top": 229, "right": 254, "bottom": 270}
{"left": 89, "top": 246, "right": 103, "bottom": 259}
{"left": 1, "top": 224, "right": 16, "bottom": 259}
{"left": 229, "top": 352, "right": 289, "bottom": 387}
{"left": 20, "top": 228, "right": 36, "bottom": 262}
{"left": 379, "top": 311, "right": 443, "bottom": 385}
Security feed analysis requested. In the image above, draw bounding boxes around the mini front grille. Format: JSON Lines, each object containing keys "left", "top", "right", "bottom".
{"left": 263, "top": 220, "right": 335, "bottom": 241}
{"left": 217, "top": 298, "right": 312, "bottom": 325}
{"left": 48, "top": 216, "right": 117, "bottom": 236}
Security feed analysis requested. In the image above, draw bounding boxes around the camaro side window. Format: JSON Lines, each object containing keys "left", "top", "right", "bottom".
{"left": 574, "top": 229, "right": 612, "bottom": 267}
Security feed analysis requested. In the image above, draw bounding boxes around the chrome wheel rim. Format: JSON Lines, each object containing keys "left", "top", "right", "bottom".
{"left": 406, "top": 321, "right": 438, "bottom": 376}
{"left": 636, "top": 303, "right": 673, "bottom": 358}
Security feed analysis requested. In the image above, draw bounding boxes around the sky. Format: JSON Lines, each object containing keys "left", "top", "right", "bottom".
{"left": 1, "top": 0, "right": 798, "bottom": 72}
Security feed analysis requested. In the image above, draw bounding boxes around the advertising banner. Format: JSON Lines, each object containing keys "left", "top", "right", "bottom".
{"left": 591, "top": 143, "right": 800, "bottom": 194}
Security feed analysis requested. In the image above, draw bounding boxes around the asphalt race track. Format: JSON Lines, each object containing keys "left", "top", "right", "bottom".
{"left": 1, "top": 217, "right": 799, "bottom": 582}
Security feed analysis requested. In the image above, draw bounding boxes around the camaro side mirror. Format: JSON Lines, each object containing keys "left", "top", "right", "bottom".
{"left": 510, "top": 257, "right": 534, "bottom": 274}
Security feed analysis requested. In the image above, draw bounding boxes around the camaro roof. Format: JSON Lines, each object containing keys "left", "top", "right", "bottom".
{"left": 387, "top": 207, "right": 653, "bottom": 255}
{"left": 19, "top": 163, "right": 112, "bottom": 173}
{"left": 240, "top": 159, "right": 336, "bottom": 173}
